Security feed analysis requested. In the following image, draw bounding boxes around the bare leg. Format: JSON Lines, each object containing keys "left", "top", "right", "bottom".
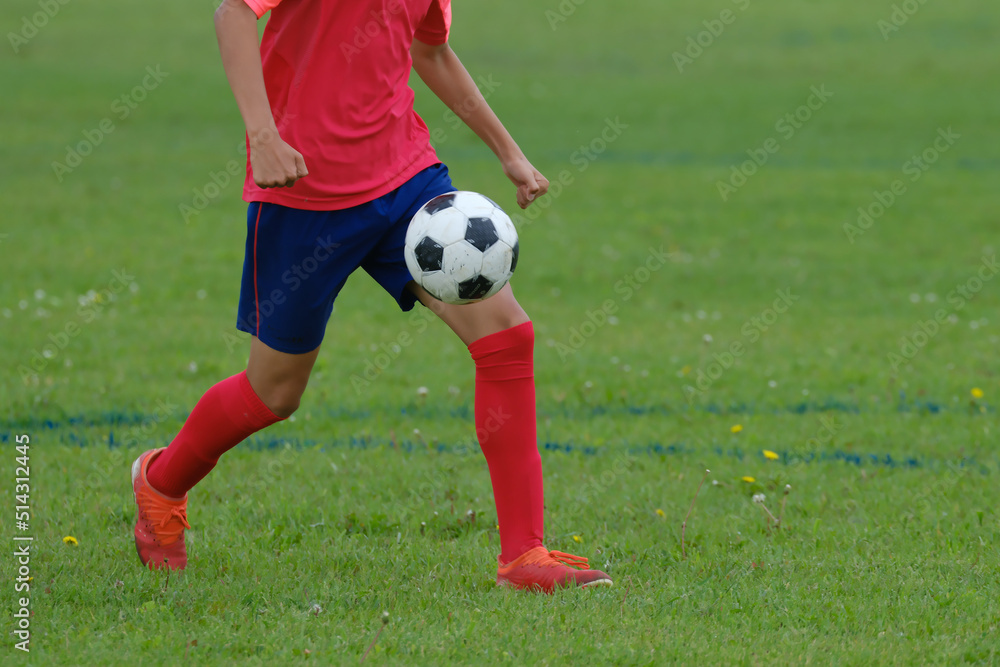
{"left": 246, "top": 336, "right": 321, "bottom": 417}
{"left": 408, "top": 282, "right": 529, "bottom": 344}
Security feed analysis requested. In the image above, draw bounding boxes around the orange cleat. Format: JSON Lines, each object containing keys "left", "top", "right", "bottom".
{"left": 496, "top": 547, "right": 613, "bottom": 593}
{"left": 131, "top": 448, "right": 190, "bottom": 570}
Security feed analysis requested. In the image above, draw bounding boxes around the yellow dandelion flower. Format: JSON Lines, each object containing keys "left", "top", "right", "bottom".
{"left": 63, "top": 536, "right": 78, "bottom": 546}
{"left": 655, "top": 508, "right": 665, "bottom": 517}
{"left": 971, "top": 388, "right": 984, "bottom": 399}
{"left": 681, "top": 365, "right": 692, "bottom": 375}
{"left": 572, "top": 535, "right": 582, "bottom": 543}
{"left": 731, "top": 424, "right": 743, "bottom": 433}
{"left": 741, "top": 476, "right": 755, "bottom": 483}
{"left": 763, "top": 450, "right": 779, "bottom": 460}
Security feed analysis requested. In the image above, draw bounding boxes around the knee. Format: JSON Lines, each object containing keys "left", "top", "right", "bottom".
{"left": 485, "top": 294, "right": 530, "bottom": 338}
{"left": 265, "top": 391, "right": 301, "bottom": 419}
{"left": 254, "top": 378, "right": 306, "bottom": 418}
{"left": 497, "top": 311, "right": 531, "bottom": 335}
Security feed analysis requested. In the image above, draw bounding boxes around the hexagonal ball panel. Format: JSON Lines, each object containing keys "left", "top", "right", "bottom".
{"left": 420, "top": 271, "right": 459, "bottom": 304}
{"left": 491, "top": 209, "right": 518, "bottom": 247}
{"left": 451, "top": 191, "right": 498, "bottom": 219}
{"left": 480, "top": 242, "right": 513, "bottom": 282}
{"left": 425, "top": 208, "right": 468, "bottom": 246}
{"left": 403, "top": 244, "right": 420, "bottom": 281}
{"left": 441, "top": 241, "right": 483, "bottom": 284}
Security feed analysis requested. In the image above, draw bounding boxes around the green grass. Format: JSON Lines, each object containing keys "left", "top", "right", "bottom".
{"left": 3, "top": 0, "right": 1000, "bottom": 663}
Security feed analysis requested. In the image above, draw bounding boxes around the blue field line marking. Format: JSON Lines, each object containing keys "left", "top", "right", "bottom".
{"left": 0, "top": 398, "right": 991, "bottom": 434}
{"left": 19, "top": 427, "right": 997, "bottom": 475}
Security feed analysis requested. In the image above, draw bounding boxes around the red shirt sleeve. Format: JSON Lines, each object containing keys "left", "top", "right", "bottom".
{"left": 242, "top": 0, "right": 281, "bottom": 19}
{"left": 414, "top": 0, "right": 451, "bottom": 45}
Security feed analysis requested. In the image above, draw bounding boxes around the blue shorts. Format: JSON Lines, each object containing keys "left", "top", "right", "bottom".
{"left": 236, "top": 163, "right": 454, "bottom": 354}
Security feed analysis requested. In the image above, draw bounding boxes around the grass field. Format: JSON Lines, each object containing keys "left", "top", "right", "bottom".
{"left": 3, "top": 0, "right": 1000, "bottom": 663}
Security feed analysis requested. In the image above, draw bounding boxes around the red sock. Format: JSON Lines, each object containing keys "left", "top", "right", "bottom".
{"left": 469, "top": 321, "right": 545, "bottom": 563}
{"left": 146, "top": 371, "right": 282, "bottom": 497}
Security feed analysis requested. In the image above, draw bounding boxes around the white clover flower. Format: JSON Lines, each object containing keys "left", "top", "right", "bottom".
{"left": 416, "top": 386, "right": 429, "bottom": 397}
{"left": 752, "top": 493, "right": 766, "bottom": 504}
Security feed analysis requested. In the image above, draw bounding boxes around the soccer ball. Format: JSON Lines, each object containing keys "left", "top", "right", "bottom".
{"left": 404, "top": 191, "right": 519, "bottom": 305}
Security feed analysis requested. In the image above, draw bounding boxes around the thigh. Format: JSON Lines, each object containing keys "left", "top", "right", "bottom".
{"left": 409, "top": 282, "right": 529, "bottom": 346}
{"left": 246, "top": 335, "right": 321, "bottom": 405}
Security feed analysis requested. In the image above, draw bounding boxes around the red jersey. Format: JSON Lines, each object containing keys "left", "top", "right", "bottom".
{"left": 241, "top": 0, "right": 452, "bottom": 210}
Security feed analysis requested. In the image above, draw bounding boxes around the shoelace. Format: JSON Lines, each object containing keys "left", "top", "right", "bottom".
{"left": 139, "top": 490, "right": 191, "bottom": 544}
{"left": 514, "top": 548, "right": 590, "bottom": 570}
{"left": 160, "top": 505, "right": 192, "bottom": 531}
{"left": 547, "top": 551, "right": 589, "bottom": 570}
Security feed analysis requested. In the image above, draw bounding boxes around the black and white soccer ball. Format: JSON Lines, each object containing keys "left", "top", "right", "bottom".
{"left": 404, "top": 191, "right": 519, "bottom": 305}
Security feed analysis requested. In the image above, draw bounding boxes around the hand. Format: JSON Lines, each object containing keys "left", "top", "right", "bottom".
{"left": 502, "top": 156, "right": 550, "bottom": 209}
{"left": 249, "top": 127, "right": 308, "bottom": 188}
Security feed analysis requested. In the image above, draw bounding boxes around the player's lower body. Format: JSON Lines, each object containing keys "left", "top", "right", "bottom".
{"left": 131, "top": 163, "right": 611, "bottom": 592}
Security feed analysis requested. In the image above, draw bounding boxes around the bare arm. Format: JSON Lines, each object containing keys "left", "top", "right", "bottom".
{"left": 411, "top": 39, "right": 548, "bottom": 209}
{"left": 214, "top": 0, "right": 306, "bottom": 188}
